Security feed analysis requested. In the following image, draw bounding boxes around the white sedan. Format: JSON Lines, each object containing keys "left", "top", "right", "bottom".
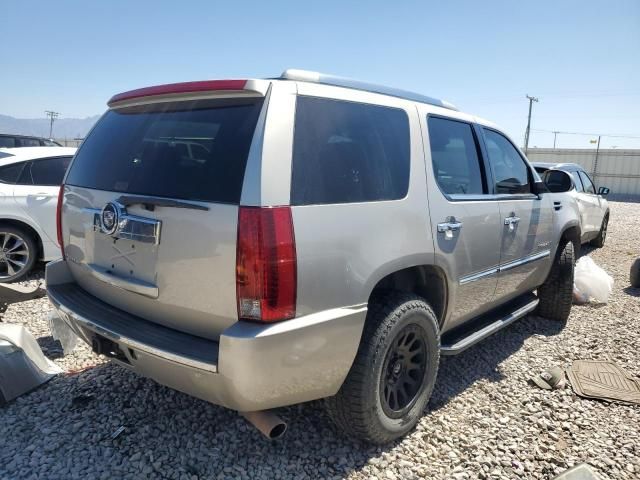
{"left": 0, "top": 147, "right": 76, "bottom": 282}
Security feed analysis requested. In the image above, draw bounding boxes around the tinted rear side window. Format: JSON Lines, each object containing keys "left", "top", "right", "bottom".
{"left": 483, "top": 128, "right": 530, "bottom": 194}
{"left": 29, "top": 156, "right": 73, "bottom": 185}
{"left": 427, "top": 117, "right": 485, "bottom": 195}
{"left": 0, "top": 162, "right": 25, "bottom": 183}
{"left": 66, "top": 98, "right": 263, "bottom": 204}
{"left": 291, "top": 96, "right": 410, "bottom": 205}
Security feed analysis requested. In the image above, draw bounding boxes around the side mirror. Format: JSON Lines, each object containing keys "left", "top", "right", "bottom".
{"left": 531, "top": 180, "right": 547, "bottom": 195}
{"left": 542, "top": 170, "right": 573, "bottom": 193}
{"left": 598, "top": 186, "right": 610, "bottom": 196}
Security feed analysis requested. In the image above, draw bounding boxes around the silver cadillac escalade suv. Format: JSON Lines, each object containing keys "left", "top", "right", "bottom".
{"left": 47, "top": 70, "right": 578, "bottom": 444}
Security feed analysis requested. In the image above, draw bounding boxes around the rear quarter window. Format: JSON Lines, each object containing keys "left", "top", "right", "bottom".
{"left": 291, "top": 96, "right": 410, "bottom": 205}
{"left": 29, "top": 156, "right": 73, "bottom": 186}
{"left": 0, "top": 162, "right": 26, "bottom": 183}
{"left": 66, "top": 98, "right": 264, "bottom": 204}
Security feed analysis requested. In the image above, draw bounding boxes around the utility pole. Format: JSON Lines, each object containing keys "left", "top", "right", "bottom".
{"left": 523, "top": 95, "right": 538, "bottom": 154}
{"left": 593, "top": 135, "right": 601, "bottom": 180}
{"left": 553, "top": 131, "right": 560, "bottom": 149}
{"left": 44, "top": 110, "right": 60, "bottom": 138}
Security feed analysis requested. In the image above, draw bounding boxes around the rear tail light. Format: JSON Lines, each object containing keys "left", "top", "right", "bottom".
{"left": 56, "top": 185, "right": 65, "bottom": 258}
{"left": 236, "top": 207, "right": 296, "bottom": 323}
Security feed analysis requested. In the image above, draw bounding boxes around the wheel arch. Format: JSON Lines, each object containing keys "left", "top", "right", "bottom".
{"left": 0, "top": 218, "right": 44, "bottom": 260}
{"left": 559, "top": 223, "right": 581, "bottom": 257}
{"left": 367, "top": 264, "right": 448, "bottom": 329}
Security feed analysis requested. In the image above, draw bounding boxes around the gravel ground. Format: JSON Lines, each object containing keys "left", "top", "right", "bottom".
{"left": 1, "top": 201, "right": 639, "bottom": 480}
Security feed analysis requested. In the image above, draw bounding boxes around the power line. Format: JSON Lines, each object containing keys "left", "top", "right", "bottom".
{"left": 44, "top": 110, "right": 60, "bottom": 138}
{"left": 531, "top": 128, "right": 640, "bottom": 139}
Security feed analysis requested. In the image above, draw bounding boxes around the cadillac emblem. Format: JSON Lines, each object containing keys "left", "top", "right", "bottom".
{"left": 100, "top": 202, "right": 120, "bottom": 235}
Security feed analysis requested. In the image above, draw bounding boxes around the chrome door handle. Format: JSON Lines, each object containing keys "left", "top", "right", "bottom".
{"left": 437, "top": 221, "right": 463, "bottom": 232}
{"left": 504, "top": 215, "right": 520, "bottom": 231}
{"left": 437, "top": 221, "right": 463, "bottom": 239}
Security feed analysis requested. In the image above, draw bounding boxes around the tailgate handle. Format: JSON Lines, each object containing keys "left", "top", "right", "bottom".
{"left": 87, "top": 264, "right": 159, "bottom": 299}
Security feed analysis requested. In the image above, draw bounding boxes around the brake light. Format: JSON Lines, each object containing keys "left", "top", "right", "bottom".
{"left": 56, "top": 185, "right": 65, "bottom": 259}
{"left": 236, "top": 207, "right": 296, "bottom": 323}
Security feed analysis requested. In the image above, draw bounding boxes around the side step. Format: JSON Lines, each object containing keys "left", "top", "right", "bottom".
{"left": 440, "top": 293, "right": 539, "bottom": 355}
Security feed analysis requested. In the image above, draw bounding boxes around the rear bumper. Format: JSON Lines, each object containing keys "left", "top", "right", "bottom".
{"left": 46, "top": 260, "right": 366, "bottom": 411}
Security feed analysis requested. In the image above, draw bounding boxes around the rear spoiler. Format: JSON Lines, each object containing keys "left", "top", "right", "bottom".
{"left": 108, "top": 79, "right": 269, "bottom": 108}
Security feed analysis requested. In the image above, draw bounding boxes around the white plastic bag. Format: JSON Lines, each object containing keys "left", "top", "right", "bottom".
{"left": 573, "top": 257, "right": 614, "bottom": 303}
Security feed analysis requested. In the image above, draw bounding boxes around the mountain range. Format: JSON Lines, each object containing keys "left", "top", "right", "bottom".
{"left": 0, "top": 113, "right": 100, "bottom": 140}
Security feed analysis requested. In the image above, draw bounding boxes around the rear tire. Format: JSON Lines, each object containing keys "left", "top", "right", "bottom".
{"left": 537, "top": 241, "right": 575, "bottom": 322}
{"left": 0, "top": 226, "right": 37, "bottom": 283}
{"left": 325, "top": 293, "right": 440, "bottom": 444}
{"left": 590, "top": 214, "right": 608, "bottom": 248}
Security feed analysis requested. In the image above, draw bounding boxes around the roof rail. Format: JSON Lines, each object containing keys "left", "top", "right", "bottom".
{"left": 280, "top": 69, "right": 457, "bottom": 111}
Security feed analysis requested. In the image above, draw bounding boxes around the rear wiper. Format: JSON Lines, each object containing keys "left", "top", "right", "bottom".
{"left": 115, "top": 195, "right": 209, "bottom": 212}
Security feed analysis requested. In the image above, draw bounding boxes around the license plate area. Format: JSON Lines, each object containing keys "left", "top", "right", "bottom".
{"left": 92, "top": 235, "right": 159, "bottom": 285}
{"left": 88, "top": 206, "right": 161, "bottom": 284}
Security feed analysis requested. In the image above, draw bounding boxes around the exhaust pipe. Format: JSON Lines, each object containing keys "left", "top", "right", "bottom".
{"left": 241, "top": 410, "right": 287, "bottom": 439}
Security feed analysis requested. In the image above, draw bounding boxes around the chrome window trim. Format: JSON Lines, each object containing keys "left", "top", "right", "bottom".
{"left": 447, "top": 193, "right": 538, "bottom": 202}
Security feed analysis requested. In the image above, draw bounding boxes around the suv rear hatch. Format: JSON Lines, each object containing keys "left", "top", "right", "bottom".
{"left": 61, "top": 88, "right": 265, "bottom": 340}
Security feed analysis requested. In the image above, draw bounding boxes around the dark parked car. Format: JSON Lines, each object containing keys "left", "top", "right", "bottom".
{"left": 0, "top": 134, "right": 62, "bottom": 148}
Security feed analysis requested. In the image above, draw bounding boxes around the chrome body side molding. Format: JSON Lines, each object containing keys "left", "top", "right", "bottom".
{"left": 459, "top": 249, "right": 551, "bottom": 285}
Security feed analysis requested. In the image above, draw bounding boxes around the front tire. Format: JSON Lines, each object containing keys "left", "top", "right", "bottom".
{"left": 325, "top": 293, "right": 440, "bottom": 444}
{"left": 590, "top": 214, "right": 609, "bottom": 248}
{"left": 537, "top": 241, "right": 575, "bottom": 321}
{"left": 0, "top": 226, "right": 37, "bottom": 283}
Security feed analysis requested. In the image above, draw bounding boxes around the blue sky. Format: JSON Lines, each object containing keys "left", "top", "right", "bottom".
{"left": 2, "top": 0, "right": 639, "bottom": 148}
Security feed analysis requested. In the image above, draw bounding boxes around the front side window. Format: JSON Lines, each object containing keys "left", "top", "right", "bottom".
{"left": 578, "top": 171, "right": 596, "bottom": 194}
{"left": 0, "top": 162, "right": 26, "bottom": 183}
{"left": 483, "top": 129, "right": 531, "bottom": 194}
{"left": 570, "top": 171, "right": 584, "bottom": 192}
{"left": 427, "top": 117, "right": 485, "bottom": 195}
{"left": 291, "top": 96, "right": 410, "bottom": 205}
{"left": 29, "top": 156, "right": 73, "bottom": 186}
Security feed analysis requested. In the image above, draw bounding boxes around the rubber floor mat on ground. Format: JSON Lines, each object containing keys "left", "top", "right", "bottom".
{"left": 567, "top": 360, "right": 640, "bottom": 405}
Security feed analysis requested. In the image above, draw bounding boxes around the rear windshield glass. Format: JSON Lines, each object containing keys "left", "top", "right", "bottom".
{"left": 66, "top": 98, "right": 263, "bottom": 204}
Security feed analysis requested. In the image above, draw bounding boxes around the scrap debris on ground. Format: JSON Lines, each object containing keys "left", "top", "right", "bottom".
{"left": 0, "top": 201, "right": 638, "bottom": 480}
